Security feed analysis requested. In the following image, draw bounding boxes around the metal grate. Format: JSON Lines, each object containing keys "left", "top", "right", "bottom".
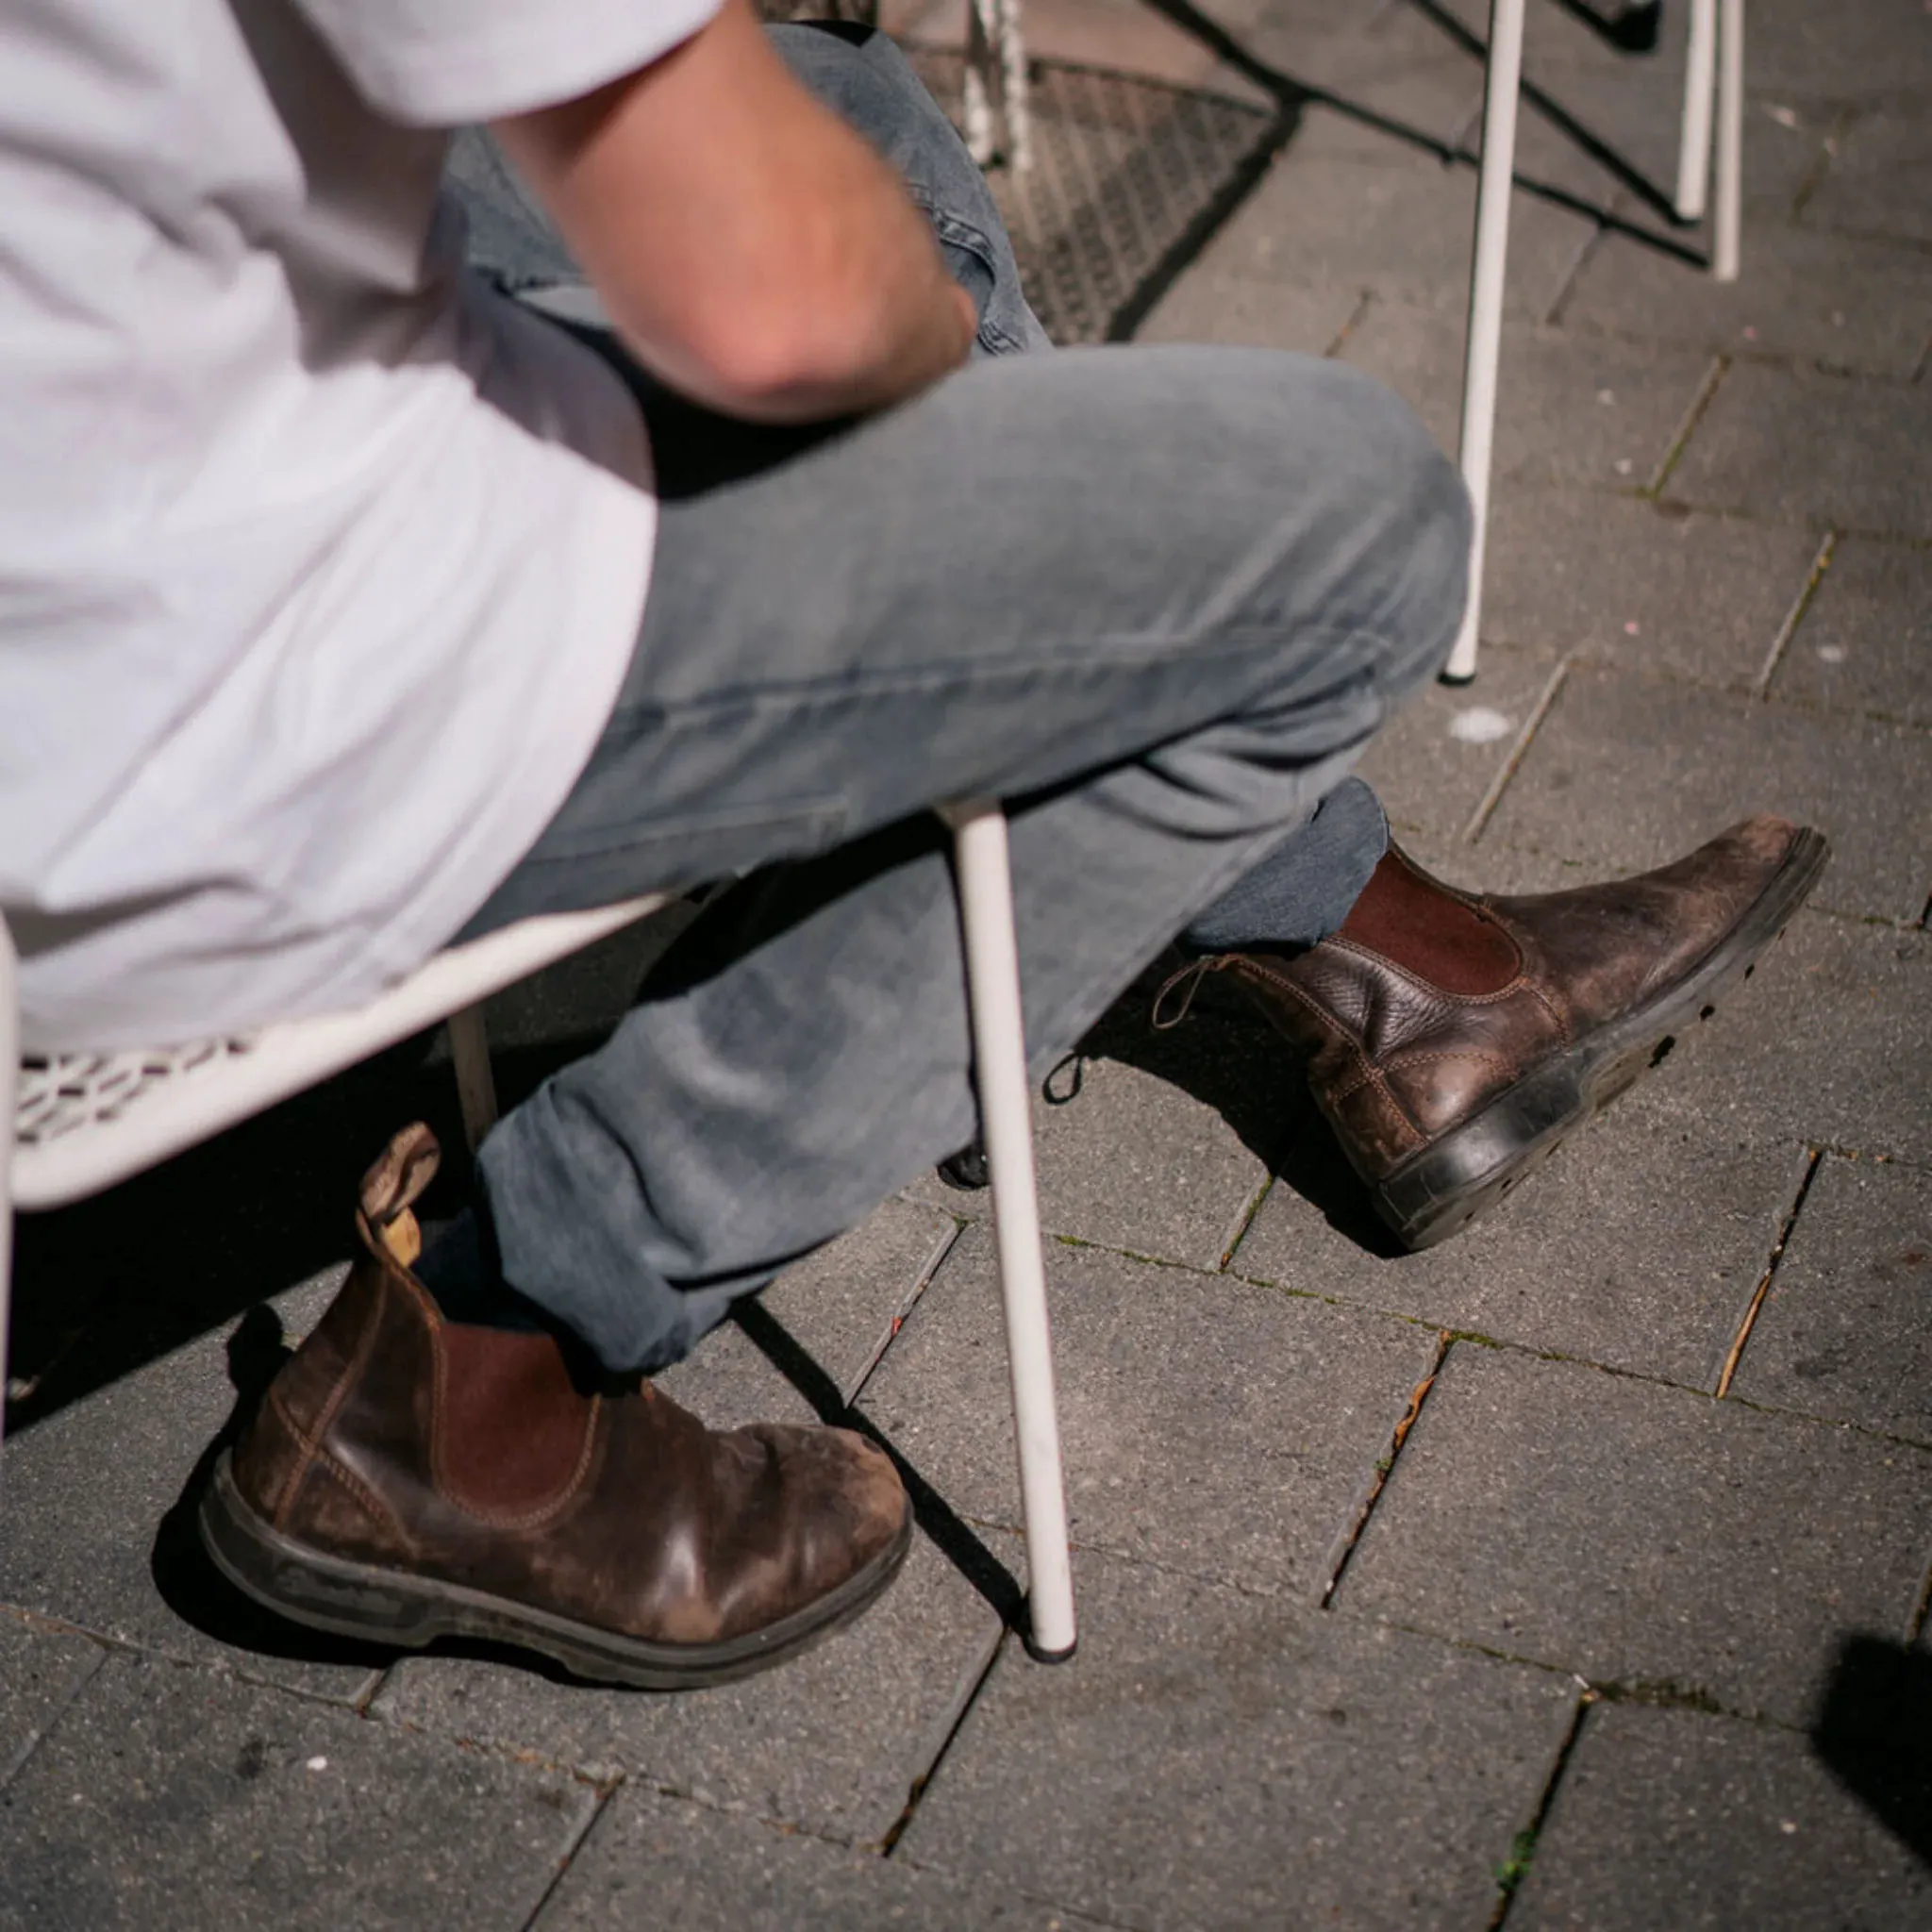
{"left": 907, "top": 47, "right": 1279, "bottom": 345}
{"left": 16, "top": 1040, "right": 256, "bottom": 1147}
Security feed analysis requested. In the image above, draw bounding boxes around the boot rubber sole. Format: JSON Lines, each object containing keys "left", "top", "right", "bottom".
{"left": 199, "top": 1452, "right": 914, "bottom": 1690}
{"left": 1374, "top": 827, "right": 1830, "bottom": 1251}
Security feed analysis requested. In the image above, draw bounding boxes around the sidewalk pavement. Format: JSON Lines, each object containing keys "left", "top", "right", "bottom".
{"left": 4, "top": 1, "right": 1928, "bottom": 1925}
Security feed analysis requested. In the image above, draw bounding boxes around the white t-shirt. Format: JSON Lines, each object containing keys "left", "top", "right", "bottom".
{"left": 0, "top": 0, "right": 720, "bottom": 1051}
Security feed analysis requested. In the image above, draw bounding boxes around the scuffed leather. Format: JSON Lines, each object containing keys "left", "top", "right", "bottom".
{"left": 1224, "top": 816, "right": 1803, "bottom": 1182}
{"left": 232, "top": 1128, "right": 908, "bottom": 1646}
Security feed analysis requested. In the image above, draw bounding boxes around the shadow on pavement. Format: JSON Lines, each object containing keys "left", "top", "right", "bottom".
{"left": 1811, "top": 1633, "right": 1932, "bottom": 1870}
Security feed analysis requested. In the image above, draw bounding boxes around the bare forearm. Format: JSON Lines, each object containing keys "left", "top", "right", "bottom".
{"left": 493, "top": 2, "right": 977, "bottom": 423}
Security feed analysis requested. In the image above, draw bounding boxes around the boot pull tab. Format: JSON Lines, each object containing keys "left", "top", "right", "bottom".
{"left": 358, "top": 1123, "right": 441, "bottom": 1268}
{"left": 1151, "top": 956, "right": 1226, "bottom": 1031}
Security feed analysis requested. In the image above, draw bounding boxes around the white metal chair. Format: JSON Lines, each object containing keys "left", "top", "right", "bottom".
{"left": 1444, "top": 0, "right": 1744, "bottom": 683}
{"left": 965, "top": 0, "right": 1034, "bottom": 171}
{"left": 1, "top": 799, "right": 1077, "bottom": 1659}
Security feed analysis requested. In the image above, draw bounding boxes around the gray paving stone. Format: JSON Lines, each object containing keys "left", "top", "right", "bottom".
{"left": 1511, "top": 1699, "right": 1932, "bottom": 1930}
{"left": 1234, "top": 1088, "right": 1811, "bottom": 1388}
{"left": 859, "top": 1223, "right": 1440, "bottom": 1596}
{"left": 1666, "top": 360, "right": 1932, "bottom": 537}
{"left": 375, "top": 1340, "right": 1004, "bottom": 1847}
{"left": 0, "top": 1614, "right": 104, "bottom": 1789}
{"left": 1730, "top": 1154, "right": 1932, "bottom": 1446}
{"left": 537, "top": 1785, "right": 1101, "bottom": 1931}
{"left": 0, "top": 1648, "right": 591, "bottom": 1932}
{"left": 1772, "top": 536, "right": 1932, "bottom": 726}
{"left": 1478, "top": 488, "right": 1823, "bottom": 687}
{"left": 1740, "top": 0, "right": 1932, "bottom": 100}
{"left": 1360, "top": 642, "right": 1564, "bottom": 841}
{"left": 1566, "top": 217, "right": 1932, "bottom": 379}
{"left": 1339, "top": 1343, "right": 1932, "bottom": 1723}
{"left": 1639, "top": 909, "right": 1932, "bottom": 1165}
{"left": 898, "top": 1544, "right": 1579, "bottom": 1930}
{"left": 1517, "top": 68, "right": 1841, "bottom": 216}
{"left": 1198, "top": 152, "right": 1597, "bottom": 322}
{"left": 1132, "top": 270, "right": 1361, "bottom": 353}
{"left": 0, "top": 1269, "right": 381, "bottom": 1703}
{"left": 905, "top": 1033, "right": 1277, "bottom": 1274}
{"left": 1341, "top": 304, "right": 1713, "bottom": 488}
{"left": 1283, "top": 70, "right": 1483, "bottom": 171}
{"left": 1485, "top": 661, "right": 1932, "bottom": 923}
{"left": 378, "top": 1524, "right": 999, "bottom": 1847}
{"left": 758, "top": 1197, "right": 959, "bottom": 1402}
{"left": 1807, "top": 105, "right": 1932, "bottom": 248}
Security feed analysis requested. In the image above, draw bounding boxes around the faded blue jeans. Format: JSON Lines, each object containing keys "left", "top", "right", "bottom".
{"left": 446, "top": 25, "right": 1469, "bottom": 1374}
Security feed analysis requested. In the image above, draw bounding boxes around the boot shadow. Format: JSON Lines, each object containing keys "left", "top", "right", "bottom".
{"left": 149, "top": 1305, "right": 396, "bottom": 1671}
{"left": 1074, "top": 954, "right": 1407, "bottom": 1262}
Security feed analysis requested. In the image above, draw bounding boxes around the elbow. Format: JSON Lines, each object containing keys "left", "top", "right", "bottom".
{"left": 660, "top": 280, "right": 899, "bottom": 422}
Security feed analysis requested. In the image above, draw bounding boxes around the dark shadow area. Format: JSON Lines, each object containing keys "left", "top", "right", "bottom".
{"left": 732, "top": 1298, "right": 1029, "bottom": 1638}
{"left": 1136, "top": 0, "right": 1705, "bottom": 264}
{"left": 1550, "top": 0, "right": 1663, "bottom": 55}
{"left": 4, "top": 1024, "right": 616, "bottom": 1439}
{"left": 6, "top": 916, "right": 684, "bottom": 1437}
{"left": 148, "top": 1305, "right": 399, "bottom": 1672}
{"left": 1810, "top": 1633, "right": 1932, "bottom": 1869}
{"left": 1073, "top": 952, "right": 1407, "bottom": 1259}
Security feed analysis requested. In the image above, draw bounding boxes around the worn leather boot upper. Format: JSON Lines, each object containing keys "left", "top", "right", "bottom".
{"left": 1202, "top": 815, "right": 1808, "bottom": 1185}
{"left": 231, "top": 1125, "right": 909, "bottom": 1648}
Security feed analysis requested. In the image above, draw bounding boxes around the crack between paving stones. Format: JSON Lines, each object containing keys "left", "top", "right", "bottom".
{"left": 1715, "top": 1145, "right": 1824, "bottom": 1399}
{"left": 1754, "top": 532, "right": 1839, "bottom": 697}
{"left": 516, "top": 1777, "right": 621, "bottom": 1932}
{"left": 0, "top": 1634, "right": 108, "bottom": 1792}
{"left": 1646, "top": 352, "right": 1728, "bottom": 498}
{"left": 1486, "top": 1687, "right": 1596, "bottom": 1929}
{"left": 1542, "top": 217, "right": 1608, "bottom": 328}
{"left": 842, "top": 1218, "right": 966, "bottom": 1409}
{"left": 877, "top": 1622, "right": 1008, "bottom": 1857}
{"left": 732, "top": 1298, "right": 1028, "bottom": 1631}
{"left": 1215, "top": 1174, "right": 1274, "bottom": 1271}
{"left": 1907, "top": 1558, "right": 1932, "bottom": 1646}
{"left": 1322, "top": 290, "right": 1374, "bottom": 358}
{"left": 1789, "top": 108, "right": 1860, "bottom": 222}
{"left": 1460, "top": 656, "right": 1572, "bottom": 843}
{"left": 1560, "top": 643, "right": 1932, "bottom": 737}
{"left": 0, "top": 1606, "right": 393, "bottom": 1719}
{"left": 1319, "top": 1331, "right": 1450, "bottom": 1610}
{"left": 1363, "top": 1609, "right": 1824, "bottom": 1733}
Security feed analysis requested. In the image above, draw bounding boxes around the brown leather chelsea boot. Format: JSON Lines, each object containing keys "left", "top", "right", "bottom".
{"left": 201, "top": 1124, "right": 912, "bottom": 1689}
{"left": 1182, "top": 815, "right": 1828, "bottom": 1250}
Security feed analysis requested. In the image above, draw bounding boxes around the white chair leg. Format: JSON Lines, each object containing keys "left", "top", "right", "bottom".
{"left": 963, "top": 0, "right": 998, "bottom": 167}
{"left": 1712, "top": 0, "right": 1744, "bottom": 282}
{"left": 1444, "top": 0, "right": 1527, "bottom": 688}
{"left": 941, "top": 799, "right": 1076, "bottom": 1660}
{"left": 997, "top": 0, "right": 1034, "bottom": 174}
{"left": 1675, "top": 0, "right": 1718, "bottom": 222}
{"left": 447, "top": 1004, "right": 499, "bottom": 1153}
{"left": 1, "top": 921, "right": 18, "bottom": 1458}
